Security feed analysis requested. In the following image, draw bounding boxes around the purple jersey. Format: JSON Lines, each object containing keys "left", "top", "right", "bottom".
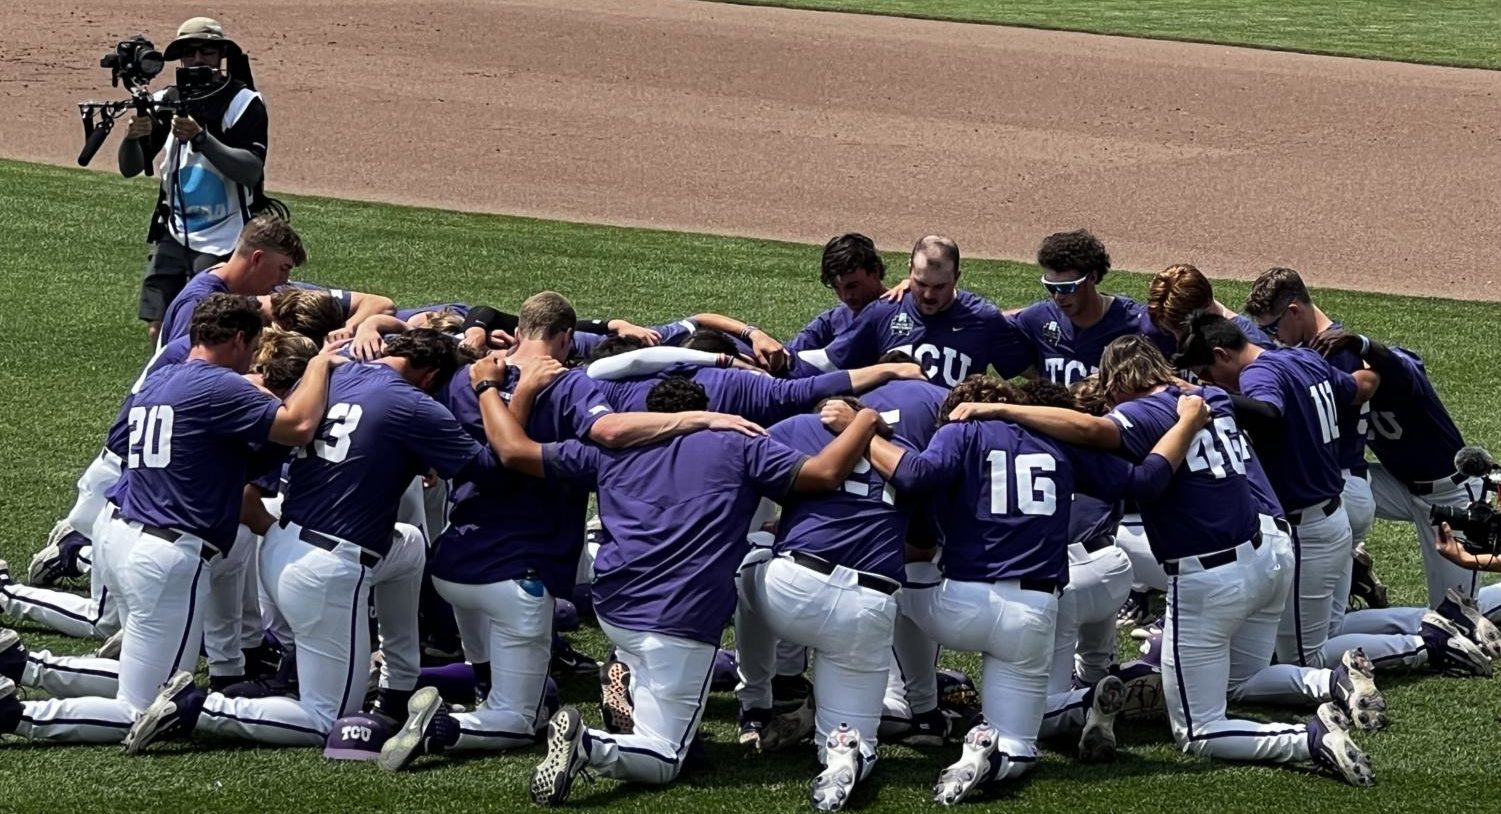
{"left": 1069, "top": 494, "right": 1122, "bottom": 546}
{"left": 395, "top": 302, "right": 471, "bottom": 322}
{"left": 430, "top": 366, "right": 613, "bottom": 596}
{"left": 786, "top": 304, "right": 857, "bottom": 354}
{"left": 1321, "top": 322, "right": 1371, "bottom": 475}
{"left": 110, "top": 360, "right": 279, "bottom": 549}
{"left": 1239, "top": 348, "right": 1355, "bottom": 509}
{"left": 572, "top": 320, "right": 696, "bottom": 359}
{"left": 856, "top": 379, "right": 948, "bottom": 450}
{"left": 769, "top": 414, "right": 913, "bottom": 581}
{"left": 891, "top": 420, "right": 1170, "bottom": 585}
{"left": 280, "top": 364, "right": 491, "bottom": 555}
{"left": 1150, "top": 313, "right": 1274, "bottom": 361}
{"left": 595, "top": 368, "right": 853, "bottom": 426}
{"left": 1108, "top": 387, "right": 1261, "bottom": 559}
{"left": 812, "top": 292, "right": 1030, "bottom": 387}
{"left": 279, "top": 281, "right": 354, "bottom": 316}
{"left": 544, "top": 431, "right": 806, "bottom": 645}
{"left": 106, "top": 337, "right": 192, "bottom": 457}
{"left": 1013, "top": 296, "right": 1151, "bottom": 385}
{"left": 158, "top": 271, "right": 230, "bottom": 347}
{"left": 1365, "top": 347, "right": 1466, "bottom": 484}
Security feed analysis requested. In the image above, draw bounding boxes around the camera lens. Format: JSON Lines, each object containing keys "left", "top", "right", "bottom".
{"left": 139, "top": 50, "right": 164, "bottom": 77}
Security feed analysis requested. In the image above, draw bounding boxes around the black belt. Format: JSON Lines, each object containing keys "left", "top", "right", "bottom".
{"left": 1079, "top": 535, "right": 1113, "bottom": 554}
{"left": 111, "top": 508, "right": 218, "bottom": 562}
{"left": 286, "top": 521, "right": 382, "bottom": 568}
{"left": 1164, "top": 532, "right": 1262, "bottom": 576}
{"left": 1408, "top": 471, "right": 1468, "bottom": 497}
{"left": 786, "top": 551, "right": 899, "bottom": 595}
{"left": 1019, "top": 578, "right": 1060, "bottom": 595}
{"left": 1287, "top": 495, "right": 1342, "bottom": 526}
{"left": 1273, "top": 517, "right": 1292, "bottom": 535}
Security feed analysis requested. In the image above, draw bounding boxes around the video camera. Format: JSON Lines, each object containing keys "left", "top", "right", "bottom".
{"left": 1429, "top": 446, "right": 1501, "bottom": 555}
{"left": 75, "top": 35, "right": 230, "bottom": 172}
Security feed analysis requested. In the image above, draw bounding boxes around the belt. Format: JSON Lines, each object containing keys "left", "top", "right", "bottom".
{"left": 1273, "top": 517, "right": 1292, "bottom": 535}
{"left": 1019, "top": 578, "right": 1060, "bottom": 595}
{"left": 1287, "top": 495, "right": 1342, "bottom": 526}
{"left": 1341, "top": 468, "right": 1369, "bottom": 482}
{"left": 111, "top": 508, "right": 218, "bottom": 562}
{"left": 1408, "top": 471, "right": 1468, "bottom": 497}
{"left": 285, "top": 521, "right": 382, "bottom": 569}
{"left": 1163, "top": 532, "right": 1263, "bottom": 577}
{"left": 786, "top": 551, "right": 899, "bottom": 596}
{"left": 1079, "top": 535, "right": 1113, "bottom": 554}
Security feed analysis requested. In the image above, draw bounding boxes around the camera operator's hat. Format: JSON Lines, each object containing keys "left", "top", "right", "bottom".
{"left": 162, "top": 17, "right": 241, "bottom": 60}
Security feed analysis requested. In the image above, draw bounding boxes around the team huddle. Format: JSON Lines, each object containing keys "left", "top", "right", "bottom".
{"left": 5, "top": 217, "right": 1500, "bottom": 810}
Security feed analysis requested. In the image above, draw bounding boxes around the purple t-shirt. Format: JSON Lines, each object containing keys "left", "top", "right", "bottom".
{"left": 107, "top": 336, "right": 192, "bottom": 457}
{"left": 769, "top": 414, "right": 913, "bottom": 581}
{"left": 158, "top": 272, "right": 230, "bottom": 347}
{"left": 544, "top": 431, "right": 806, "bottom": 645}
{"left": 1013, "top": 296, "right": 1150, "bottom": 385}
{"left": 1321, "top": 322, "right": 1371, "bottom": 476}
{"left": 1069, "top": 494, "right": 1123, "bottom": 547}
{"left": 572, "top": 319, "right": 700, "bottom": 359}
{"left": 1108, "top": 387, "right": 1262, "bottom": 559}
{"left": 280, "top": 364, "right": 491, "bottom": 555}
{"left": 857, "top": 379, "right": 948, "bottom": 451}
{"left": 1150, "top": 313, "right": 1274, "bottom": 360}
{"left": 1239, "top": 348, "right": 1355, "bottom": 510}
{"left": 787, "top": 304, "right": 858, "bottom": 354}
{"left": 814, "top": 291, "right": 1031, "bottom": 387}
{"left": 1365, "top": 347, "right": 1467, "bottom": 484}
{"left": 595, "top": 367, "right": 854, "bottom": 427}
{"left": 110, "top": 360, "right": 279, "bottom": 549}
{"left": 890, "top": 420, "right": 1170, "bottom": 585}
{"left": 430, "top": 366, "right": 613, "bottom": 595}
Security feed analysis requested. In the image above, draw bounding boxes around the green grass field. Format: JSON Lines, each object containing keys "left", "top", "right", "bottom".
{"left": 720, "top": 0, "right": 1501, "bottom": 69}
{"left": 2, "top": 157, "right": 1501, "bottom": 811}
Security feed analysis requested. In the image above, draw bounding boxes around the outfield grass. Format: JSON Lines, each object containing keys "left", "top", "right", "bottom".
{"left": 719, "top": 0, "right": 1501, "bottom": 69}
{"left": 2, "top": 157, "right": 1500, "bottom": 811}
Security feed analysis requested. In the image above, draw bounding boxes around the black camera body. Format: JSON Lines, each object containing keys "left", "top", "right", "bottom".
{"left": 100, "top": 35, "right": 164, "bottom": 89}
{"left": 1431, "top": 485, "right": 1501, "bottom": 556}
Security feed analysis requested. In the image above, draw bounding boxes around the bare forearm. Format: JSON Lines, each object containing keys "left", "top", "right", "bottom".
{"left": 867, "top": 435, "right": 907, "bottom": 479}
{"left": 1147, "top": 416, "right": 1198, "bottom": 471}
{"left": 477, "top": 388, "right": 545, "bottom": 477}
{"left": 589, "top": 411, "right": 710, "bottom": 449}
{"left": 993, "top": 404, "right": 1118, "bottom": 449}
{"left": 798, "top": 411, "right": 878, "bottom": 491}
{"left": 344, "top": 294, "right": 398, "bottom": 328}
{"left": 268, "top": 357, "right": 334, "bottom": 445}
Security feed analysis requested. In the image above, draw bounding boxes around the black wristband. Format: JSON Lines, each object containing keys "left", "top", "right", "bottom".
{"left": 473, "top": 380, "right": 505, "bottom": 398}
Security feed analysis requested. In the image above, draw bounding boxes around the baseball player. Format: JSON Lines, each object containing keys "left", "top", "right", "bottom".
{"left": 799, "top": 236, "right": 1031, "bottom": 388}
{"left": 785, "top": 233, "right": 890, "bottom": 355}
{"left": 456, "top": 374, "right": 878, "bottom": 803}
{"left": 124, "top": 329, "right": 489, "bottom": 751}
{"left": 0, "top": 295, "right": 337, "bottom": 745}
{"left": 853, "top": 374, "right": 1204, "bottom": 804}
{"left": 976, "top": 336, "right": 1377, "bottom": 785}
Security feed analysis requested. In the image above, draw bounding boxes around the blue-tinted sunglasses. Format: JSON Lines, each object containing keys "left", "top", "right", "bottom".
{"left": 1041, "top": 274, "right": 1090, "bottom": 295}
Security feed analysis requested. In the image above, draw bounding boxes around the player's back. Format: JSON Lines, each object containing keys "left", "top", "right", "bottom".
{"left": 1241, "top": 347, "right": 1350, "bottom": 507}
{"left": 858, "top": 379, "right": 947, "bottom": 450}
{"left": 1365, "top": 346, "right": 1465, "bottom": 483}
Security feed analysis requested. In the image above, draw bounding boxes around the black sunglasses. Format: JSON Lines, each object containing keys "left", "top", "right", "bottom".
{"left": 1260, "top": 302, "right": 1293, "bottom": 337}
{"left": 180, "top": 43, "right": 223, "bottom": 57}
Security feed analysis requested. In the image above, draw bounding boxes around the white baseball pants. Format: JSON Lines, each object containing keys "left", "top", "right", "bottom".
{"left": 1369, "top": 464, "right": 1482, "bottom": 606}
{"left": 1051, "top": 542, "right": 1132, "bottom": 693}
{"left": 1276, "top": 503, "right": 1354, "bottom": 669}
{"left": 1117, "top": 514, "right": 1167, "bottom": 593}
{"left": 435, "top": 576, "right": 553, "bottom": 751}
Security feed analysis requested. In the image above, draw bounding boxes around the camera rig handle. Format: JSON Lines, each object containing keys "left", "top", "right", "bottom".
{"left": 76, "top": 95, "right": 153, "bottom": 176}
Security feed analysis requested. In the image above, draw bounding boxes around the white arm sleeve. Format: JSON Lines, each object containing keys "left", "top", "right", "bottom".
{"left": 586, "top": 346, "right": 722, "bottom": 381}
{"left": 797, "top": 348, "right": 838, "bottom": 374}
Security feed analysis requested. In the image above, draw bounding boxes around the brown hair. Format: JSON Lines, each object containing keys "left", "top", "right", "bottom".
{"left": 252, "top": 327, "right": 318, "bottom": 391}
{"left": 1070, "top": 375, "right": 1110, "bottom": 416}
{"left": 424, "top": 308, "right": 466, "bottom": 335}
{"left": 516, "top": 292, "right": 576, "bottom": 341}
{"left": 234, "top": 215, "right": 308, "bottom": 266}
{"left": 1147, "top": 264, "right": 1214, "bottom": 336}
{"left": 910, "top": 235, "right": 961, "bottom": 278}
{"left": 270, "top": 289, "right": 345, "bottom": 344}
{"left": 1098, "top": 335, "right": 1177, "bottom": 403}
{"left": 938, "top": 375, "right": 1020, "bottom": 424}
{"left": 1244, "top": 266, "right": 1311, "bottom": 318}
{"left": 190, "top": 293, "right": 265, "bottom": 346}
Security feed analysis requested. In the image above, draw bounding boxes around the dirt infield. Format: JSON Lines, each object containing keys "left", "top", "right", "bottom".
{"left": 3, "top": 0, "right": 1499, "bottom": 298}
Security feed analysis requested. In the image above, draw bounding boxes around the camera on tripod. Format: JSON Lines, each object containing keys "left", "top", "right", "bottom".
{"left": 1430, "top": 446, "right": 1501, "bottom": 555}
{"left": 100, "top": 35, "right": 165, "bottom": 89}
{"left": 75, "top": 36, "right": 228, "bottom": 171}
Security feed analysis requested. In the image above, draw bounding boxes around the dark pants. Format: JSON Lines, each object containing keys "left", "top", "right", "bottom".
{"left": 138, "top": 239, "right": 228, "bottom": 322}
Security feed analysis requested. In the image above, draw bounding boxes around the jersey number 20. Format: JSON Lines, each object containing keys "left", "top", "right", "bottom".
{"left": 126, "top": 405, "right": 175, "bottom": 469}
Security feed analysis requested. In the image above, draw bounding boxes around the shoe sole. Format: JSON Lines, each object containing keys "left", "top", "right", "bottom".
{"left": 94, "top": 630, "right": 124, "bottom": 660}
{"left": 1339, "top": 650, "right": 1388, "bottom": 731}
{"left": 1315, "top": 704, "right": 1375, "bottom": 787}
{"left": 28, "top": 543, "right": 62, "bottom": 586}
{"left": 810, "top": 729, "right": 861, "bottom": 812}
{"left": 1447, "top": 590, "right": 1501, "bottom": 659}
{"left": 933, "top": 726, "right": 999, "bottom": 806}
{"left": 760, "top": 699, "right": 815, "bottom": 753}
{"left": 1119, "top": 672, "right": 1165, "bottom": 722}
{"left": 377, "top": 686, "right": 443, "bottom": 772}
{"left": 1078, "top": 676, "right": 1125, "bottom": 763}
{"left": 599, "top": 660, "right": 634, "bottom": 735}
{"left": 530, "top": 708, "right": 586, "bottom": 805}
{"left": 1350, "top": 548, "right": 1390, "bottom": 610}
{"left": 123, "top": 671, "right": 195, "bottom": 755}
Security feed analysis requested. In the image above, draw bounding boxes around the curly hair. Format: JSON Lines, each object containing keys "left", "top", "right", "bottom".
{"left": 424, "top": 308, "right": 466, "bottom": 336}
{"left": 1147, "top": 264, "right": 1215, "bottom": 336}
{"left": 1037, "top": 229, "right": 1111, "bottom": 283}
{"left": 646, "top": 375, "right": 709, "bottom": 413}
{"left": 1017, "top": 379, "right": 1077, "bottom": 410}
{"left": 384, "top": 329, "right": 463, "bottom": 390}
{"left": 1070, "top": 375, "right": 1110, "bottom": 416}
{"left": 938, "top": 375, "right": 1021, "bottom": 424}
{"left": 190, "top": 293, "right": 265, "bottom": 346}
{"left": 252, "top": 327, "right": 318, "bottom": 392}
{"left": 270, "top": 288, "right": 346, "bottom": 345}
{"left": 588, "top": 334, "right": 648, "bottom": 362}
{"left": 683, "top": 329, "right": 739, "bottom": 356}
{"left": 1244, "top": 266, "right": 1311, "bottom": 318}
{"left": 821, "top": 233, "right": 885, "bottom": 288}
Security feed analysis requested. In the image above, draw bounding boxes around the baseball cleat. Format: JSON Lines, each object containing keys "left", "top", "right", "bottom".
{"left": 739, "top": 706, "right": 773, "bottom": 749}
{"left": 1437, "top": 588, "right": 1501, "bottom": 660}
{"left": 530, "top": 706, "right": 588, "bottom": 806}
{"left": 1130, "top": 615, "right": 1164, "bottom": 641}
{"left": 93, "top": 629, "right": 124, "bottom": 660}
{"left": 123, "top": 671, "right": 206, "bottom": 754}
{"left": 378, "top": 686, "right": 458, "bottom": 771}
{"left": 28, "top": 522, "right": 73, "bottom": 586}
{"left": 599, "top": 658, "right": 634, "bottom": 735}
{"left": 0, "top": 560, "right": 12, "bottom": 589}
{"left": 902, "top": 707, "right": 950, "bottom": 747}
{"left": 0, "top": 628, "right": 25, "bottom": 683}
{"left": 1116, "top": 661, "right": 1166, "bottom": 723}
{"left": 760, "top": 697, "right": 817, "bottom": 752}
{"left": 1308, "top": 702, "right": 1375, "bottom": 787}
{"left": 1421, "top": 612, "right": 1493, "bottom": 677}
{"left": 1348, "top": 544, "right": 1389, "bottom": 610}
{"left": 1116, "top": 589, "right": 1156, "bottom": 629}
{"left": 810, "top": 723, "right": 862, "bottom": 812}
{"left": 550, "top": 635, "right": 599, "bottom": 677}
{"left": 933, "top": 722, "right": 999, "bottom": 806}
{"left": 1330, "top": 648, "right": 1387, "bottom": 731}
{"left": 1078, "top": 675, "right": 1125, "bottom": 763}
{"left": 0, "top": 676, "right": 21, "bottom": 734}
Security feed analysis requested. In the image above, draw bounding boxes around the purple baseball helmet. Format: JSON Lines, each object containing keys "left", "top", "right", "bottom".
{"left": 710, "top": 649, "right": 739, "bottom": 692}
{"left": 554, "top": 598, "right": 580, "bottom": 632}
{"left": 323, "top": 713, "right": 395, "bottom": 760}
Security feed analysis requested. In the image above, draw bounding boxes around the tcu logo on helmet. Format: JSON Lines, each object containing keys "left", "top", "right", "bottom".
{"left": 894, "top": 343, "right": 973, "bottom": 386}
{"left": 340, "top": 725, "right": 373, "bottom": 742}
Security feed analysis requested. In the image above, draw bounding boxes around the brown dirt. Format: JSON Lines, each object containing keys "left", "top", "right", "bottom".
{"left": 3, "top": 0, "right": 1500, "bottom": 298}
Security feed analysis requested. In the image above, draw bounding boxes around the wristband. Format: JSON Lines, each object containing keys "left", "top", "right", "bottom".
{"left": 190, "top": 130, "right": 207, "bottom": 148}
{"left": 739, "top": 325, "right": 760, "bottom": 341}
{"left": 716, "top": 353, "right": 731, "bottom": 368}
{"left": 473, "top": 380, "right": 505, "bottom": 398}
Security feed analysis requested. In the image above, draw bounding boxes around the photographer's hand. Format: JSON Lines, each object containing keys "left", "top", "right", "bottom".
{"left": 1434, "top": 521, "right": 1501, "bottom": 573}
{"left": 172, "top": 115, "right": 203, "bottom": 144}
{"left": 124, "top": 116, "right": 154, "bottom": 141}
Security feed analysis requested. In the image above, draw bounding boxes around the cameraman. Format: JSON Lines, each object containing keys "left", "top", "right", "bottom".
{"left": 1436, "top": 523, "right": 1501, "bottom": 573}
{"left": 118, "top": 17, "right": 269, "bottom": 346}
